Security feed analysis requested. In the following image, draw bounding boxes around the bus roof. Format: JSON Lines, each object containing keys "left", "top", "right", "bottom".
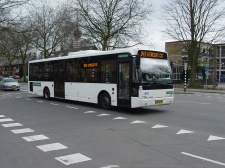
{"left": 29, "top": 48, "right": 166, "bottom": 63}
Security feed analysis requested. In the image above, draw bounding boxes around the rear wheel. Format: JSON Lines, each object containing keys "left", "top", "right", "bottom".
{"left": 99, "top": 92, "right": 111, "bottom": 110}
{"left": 43, "top": 88, "right": 50, "bottom": 99}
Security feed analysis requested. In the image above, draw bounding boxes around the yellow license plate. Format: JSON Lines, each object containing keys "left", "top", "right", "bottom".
{"left": 12, "top": 86, "right": 16, "bottom": 89}
{"left": 155, "top": 100, "right": 163, "bottom": 104}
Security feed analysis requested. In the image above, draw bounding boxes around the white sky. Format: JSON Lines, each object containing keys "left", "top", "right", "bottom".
{"left": 147, "top": 0, "right": 171, "bottom": 51}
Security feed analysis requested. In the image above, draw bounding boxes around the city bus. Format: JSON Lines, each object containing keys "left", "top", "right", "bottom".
{"left": 28, "top": 48, "right": 174, "bottom": 109}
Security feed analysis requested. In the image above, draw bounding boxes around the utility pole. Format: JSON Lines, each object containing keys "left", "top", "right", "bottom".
{"left": 184, "top": 63, "right": 187, "bottom": 92}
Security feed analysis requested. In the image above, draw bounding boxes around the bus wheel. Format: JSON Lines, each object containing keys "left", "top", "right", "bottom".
{"left": 43, "top": 88, "right": 50, "bottom": 99}
{"left": 99, "top": 92, "right": 111, "bottom": 110}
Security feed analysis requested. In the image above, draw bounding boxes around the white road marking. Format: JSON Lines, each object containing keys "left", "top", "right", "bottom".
{"left": 67, "top": 106, "right": 78, "bottom": 109}
{"left": 37, "top": 101, "right": 43, "bottom": 103}
{"left": 22, "top": 135, "right": 49, "bottom": 142}
{"left": 37, "top": 143, "right": 68, "bottom": 152}
{"left": 16, "top": 97, "right": 22, "bottom": 99}
{"left": 100, "top": 165, "right": 120, "bottom": 168}
{"left": 2, "top": 123, "right": 23, "bottom": 128}
{"left": 0, "top": 115, "right": 6, "bottom": 118}
{"left": 176, "top": 101, "right": 192, "bottom": 103}
{"left": 193, "top": 102, "right": 211, "bottom": 105}
{"left": 207, "top": 135, "right": 225, "bottom": 141}
{"left": 0, "top": 118, "right": 14, "bottom": 122}
{"left": 152, "top": 124, "right": 168, "bottom": 128}
{"left": 176, "top": 129, "right": 194, "bottom": 134}
{"left": 55, "top": 153, "right": 92, "bottom": 165}
{"left": 130, "top": 120, "right": 147, "bottom": 124}
{"left": 50, "top": 103, "right": 59, "bottom": 105}
{"left": 84, "top": 111, "right": 96, "bottom": 113}
{"left": 97, "top": 113, "right": 110, "bottom": 116}
{"left": 181, "top": 152, "right": 225, "bottom": 166}
{"left": 11, "top": 128, "right": 34, "bottom": 134}
{"left": 113, "top": 117, "right": 127, "bottom": 120}
{"left": 25, "top": 98, "right": 31, "bottom": 100}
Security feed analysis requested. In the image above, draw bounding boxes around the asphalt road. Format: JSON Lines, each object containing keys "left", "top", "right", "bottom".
{"left": 0, "top": 90, "right": 225, "bottom": 168}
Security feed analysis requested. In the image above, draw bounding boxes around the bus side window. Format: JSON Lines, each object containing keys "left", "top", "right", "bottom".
{"left": 101, "top": 60, "right": 116, "bottom": 83}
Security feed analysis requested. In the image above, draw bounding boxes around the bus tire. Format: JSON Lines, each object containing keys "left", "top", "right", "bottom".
{"left": 43, "top": 88, "right": 50, "bottom": 99}
{"left": 99, "top": 92, "right": 111, "bottom": 110}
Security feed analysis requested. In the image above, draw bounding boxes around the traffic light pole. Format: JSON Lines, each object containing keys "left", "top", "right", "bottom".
{"left": 184, "top": 63, "right": 187, "bottom": 92}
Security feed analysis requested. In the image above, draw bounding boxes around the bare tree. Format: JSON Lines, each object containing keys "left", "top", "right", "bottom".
{"left": 0, "top": 0, "right": 29, "bottom": 31}
{"left": 12, "top": 18, "right": 36, "bottom": 81}
{"left": 0, "top": 28, "right": 19, "bottom": 76}
{"left": 29, "top": 3, "right": 75, "bottom": 58}
{"left": 73, "top": 0, "right": 152, "bottom": 51}
{"left": 164, "top": 0, "right": 225, "bottom": 86}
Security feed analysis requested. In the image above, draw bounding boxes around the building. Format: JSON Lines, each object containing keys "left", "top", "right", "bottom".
{"left": 165, "top": 41, "right": 224, "bottom": 83}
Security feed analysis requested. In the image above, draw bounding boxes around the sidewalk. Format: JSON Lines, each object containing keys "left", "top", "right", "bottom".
{"left": 175, "top": 83, "right": 225, "bottom": 94}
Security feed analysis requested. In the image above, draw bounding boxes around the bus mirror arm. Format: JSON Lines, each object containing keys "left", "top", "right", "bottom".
{"left": 135, "top": 55, "right": 140, "bottom": 69}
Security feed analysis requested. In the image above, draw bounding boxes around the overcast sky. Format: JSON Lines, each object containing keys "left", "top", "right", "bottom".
{"left": 147, "top": 0, "right": 171, "bottom": 51}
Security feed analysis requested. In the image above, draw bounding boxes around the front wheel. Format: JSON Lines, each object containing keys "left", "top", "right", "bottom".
{"left": 43, "top": 88, "right": 50, "bottom": 99}
{"left": 99, "top": 92, "right": 111, "bottom": 110}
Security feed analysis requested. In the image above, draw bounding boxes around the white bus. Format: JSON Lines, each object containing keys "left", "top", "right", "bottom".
{"left": 28, "top": 48, "right": 174, "bottom": 109}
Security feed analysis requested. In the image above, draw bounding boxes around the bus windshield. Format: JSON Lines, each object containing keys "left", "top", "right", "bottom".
{"left": 140, "top": 58, "right": 172, "bottom": 83}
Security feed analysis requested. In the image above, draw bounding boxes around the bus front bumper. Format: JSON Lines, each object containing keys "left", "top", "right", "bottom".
{"left": 131, "top": 97, "right": 174, "bottom": 108}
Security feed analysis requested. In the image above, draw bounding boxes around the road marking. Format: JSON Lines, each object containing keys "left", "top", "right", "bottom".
{"left": 84, "top": 111, "right": 96, "bottom": 113}
{"left": 100, "top": 165, "right": 120, "bottom": 168}
{"left": 2, "top": 123, "right": 23, "bottom": 127}
{"left": 176, "top": 101, "right": 192, "bottom": 103}
{"left": 37, "top": 143, "right": 68, "bottom": 152}
{"left": 176, "top": 129, "right": 194, "bottom": 134}
{"left": 11, "top": 128, "right": 34, "bottom": 134}
{"left": 0, "top": 118, "right": 14, "bottom": 122}
{"left": 0, "top": 115, "right": 6, "bottom": 118}
{"left": 50, "top": 103, "right": 59, "bottom": 105}
{"left": 25, "top": 98, "right": 31, "bottom": 100}
{"left": 152, "top": 124, "right": 168, "bottom": 128}
{"left": 37, "top": 101, "right": 43, "bottom": 103}
{"left": 113, "top": 117, "right": 127, "bottom": 120}
{"left": 130, "top": 120, "right": 147, "bottom": 124}
{"left": 22, "top": 135, "right": 49, "bottom": 142}
{"left": 16, "top": 97, "right": 22, "bottom": 99}
{"left": 193, "top": 102, "right": 211, "bottom": 105}
{"left": 97, "top": 113, "right": 110, "bottom": 116}
{"left": 207, "top": 135, "right": 225, "bottom": 141}
{"left": 55, "top": 153, "right": 92, "bottom": 165}
{"left": 67, "top": 106, "right": 78, "bottom": 109}
{"left": 181, "top": 152, "right": 225, "bottom": 166}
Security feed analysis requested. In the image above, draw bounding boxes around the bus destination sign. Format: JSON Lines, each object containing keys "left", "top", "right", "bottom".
{"left": 83, "top": 63, "right": 98, "bottom": 68}
{"left": 138, "top": 50, "right": 167, "bottom": 59}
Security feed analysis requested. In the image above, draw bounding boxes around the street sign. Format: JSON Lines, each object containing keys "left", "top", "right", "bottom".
{"left": 205, "top": 66, "right": 209, "bottom": 73}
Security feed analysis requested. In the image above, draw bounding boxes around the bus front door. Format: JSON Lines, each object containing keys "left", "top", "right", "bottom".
{"left": 118, "top": 60, "right": 131, "bottom": 107}
{"left": 53, "top": 63, "right": 65, "bottom": 98}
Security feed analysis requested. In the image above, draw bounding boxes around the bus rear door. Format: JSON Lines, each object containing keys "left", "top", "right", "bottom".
{"left": 53, "top": 62, "right": 65, "bottom": 98}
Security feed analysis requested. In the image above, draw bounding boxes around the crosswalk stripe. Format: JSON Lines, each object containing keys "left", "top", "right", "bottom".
{"left": 0, "top": 115, "right": 6, "bottom": 118}
{"left": 22, "top": 135, "right": 49, "bottom": 142}
{"left": 0, "top": 118, "right": 14, "bottom": 122}
{"left": 11, "top": 128, "right": 34, "bottom": 134}
{"left": 2, "top": 123, "right": 23, "bottom": 128}
{"left": 37, "top": 143, "right": 68, "bottom": 152}
{"left": 97, "top": 113, "right": 110, "bottom": 116}
{"left": 55, "top": 153, "right": 92, "bottom": 165}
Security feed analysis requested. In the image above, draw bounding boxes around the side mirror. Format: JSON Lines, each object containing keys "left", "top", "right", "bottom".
{"left": 136, "top": 55, "right": 140, "bottom": 69}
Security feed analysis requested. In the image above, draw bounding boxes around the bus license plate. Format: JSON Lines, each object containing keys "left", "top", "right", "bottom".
{"left": 155, "top": 100, "right": 163, "bottom": 104}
